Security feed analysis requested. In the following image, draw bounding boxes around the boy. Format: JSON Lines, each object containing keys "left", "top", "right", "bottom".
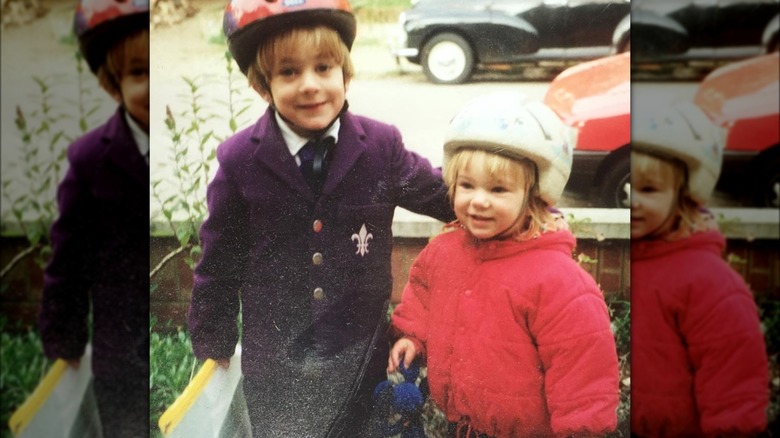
{"left": 188, "top": 0, "right": 452, "bottom": 436}
{"left": 38, "top": 0, "right": 149, "bottom": 436}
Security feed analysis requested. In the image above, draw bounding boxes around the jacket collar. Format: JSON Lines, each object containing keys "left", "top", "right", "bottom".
{"left": 249, "top": 106, "right": 367, "bottom": 199}
{"left": 455, "top": 226, "right": 577, "bottom": 261}
{"left": 96, "top": 107, "right": 148, "bottom": 186}
{"left": 631, "top": 229, "right": 726, "bottom": 261}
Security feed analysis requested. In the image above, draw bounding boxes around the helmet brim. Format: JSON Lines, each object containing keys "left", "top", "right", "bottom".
{"left": 227, "top": 9, "right": 356, "bottom": 75}
{"left": 77, "top": 11, "right": 149, "bottom": 74}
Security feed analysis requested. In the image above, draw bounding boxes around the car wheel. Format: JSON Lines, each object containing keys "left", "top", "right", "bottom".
{"left": 421, "top": 33, "right": 474, "bottom": 84}
{"left": 750, "top": 154, "right": 780, "bottom": 208}
{"left": 599, "top": 157, "right": 631, "bottom": 208}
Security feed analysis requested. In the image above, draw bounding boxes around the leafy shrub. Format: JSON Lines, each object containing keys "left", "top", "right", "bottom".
{"left": 149, "top": 317, "right": 198, "bottom": 437}
{"left": 0, "top": 317, "right": 52, "bottom": 436}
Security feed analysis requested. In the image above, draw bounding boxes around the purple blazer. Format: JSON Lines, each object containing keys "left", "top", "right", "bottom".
{"left": 188, "top": 107, "right": 452, "bottom": 375}
{"left": 39, "top": 108, "right": 149, "bottom": 380}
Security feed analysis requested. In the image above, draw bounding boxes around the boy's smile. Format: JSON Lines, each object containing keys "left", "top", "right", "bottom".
{"left": 261, "top": 46, "right": 349, "bottom": 138}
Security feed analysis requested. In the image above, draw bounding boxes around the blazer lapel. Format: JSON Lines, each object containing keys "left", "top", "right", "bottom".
{"left": 98, "top": 109, "right": 148, "bottom": 187}
{"left": 250, "top": 108, "right": 313, "bottom": 199}
{"left": 322, "top": 112, "right": 366, "bottom": 195}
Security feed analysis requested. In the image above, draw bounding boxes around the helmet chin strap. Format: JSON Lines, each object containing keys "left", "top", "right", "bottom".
{"left": 274, "top": 101, "right": 350, "bottom": 139}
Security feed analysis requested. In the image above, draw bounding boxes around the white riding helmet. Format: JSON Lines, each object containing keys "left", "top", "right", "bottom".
{"left": 632, "top": 101, "right": 725, "bottom": 205}
{"left": 443, "top": 92, "right": 573, "bottom": 205}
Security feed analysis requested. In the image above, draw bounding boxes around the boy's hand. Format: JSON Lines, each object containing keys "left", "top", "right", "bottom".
{"left": 387, "top": 338, "right": 416, "bottom": 373}
{"left": 215, "top": 358, "right": 230, "bottom": 369}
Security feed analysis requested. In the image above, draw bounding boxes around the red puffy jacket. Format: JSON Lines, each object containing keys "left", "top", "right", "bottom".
{"left": 632, "top": 230, "right": 769, "bottom": 437}
{"left": 392, "top": 228, "right": 619, "bottom": 437}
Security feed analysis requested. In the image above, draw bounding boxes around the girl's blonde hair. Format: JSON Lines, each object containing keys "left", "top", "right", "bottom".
{"left": 248, "top": 25, "right": 354, "bottom": 93}
{"left": 97, "top": 29, "right": 149, "bottom": 96}
{"left": 443, "top": 148, "right": 555, "bottom": 240}
{"left": 631, "top": 150, "right": 702, "bottom": 235}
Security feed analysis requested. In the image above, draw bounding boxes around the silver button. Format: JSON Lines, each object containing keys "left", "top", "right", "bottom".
{"left": 313, "top": 287, "right": 325, "bottom": 300}
{"left": 312, "top": 252, "right": 323, "bottom": 265}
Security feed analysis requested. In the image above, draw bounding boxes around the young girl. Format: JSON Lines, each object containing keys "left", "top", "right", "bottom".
{"left": 630, "top": 102, "right": 769, "bottom": 437}
{"left": 388, "top": 95, "right": 620, "bottom": 437}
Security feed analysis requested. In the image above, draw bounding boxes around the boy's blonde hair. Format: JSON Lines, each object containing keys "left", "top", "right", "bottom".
{"left": 632, "top": 150, "right": 702, "bottom": 234}
{"left": 443, "top": 149, "right": 555, "bottom": 240}
{"left": 96, "top": 28, "right": 149, "bottom": 96}
{"left": 248, "top": 25, "right": 354, "bottom": 94}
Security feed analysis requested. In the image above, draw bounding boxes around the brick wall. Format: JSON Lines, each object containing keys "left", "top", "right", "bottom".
{"left": 2, "top": 235, "right": 777, "bottom": 331}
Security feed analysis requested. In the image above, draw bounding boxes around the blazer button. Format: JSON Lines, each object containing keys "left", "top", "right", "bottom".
{"left": 313, "top": 287, "right": 325, "bottom": 300}
{"left": 313, "top": 220, "right": 323, "bottom": 233}
{"left": 312, "top": 252, "right": 324, "bottom": 265}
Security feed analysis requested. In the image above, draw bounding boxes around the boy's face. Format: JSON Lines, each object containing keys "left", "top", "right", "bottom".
{"left": 258, "top": 44, "right": 348, "bottom": 137}
{"left": 630, "top": 164, "right": 677, "bottom": 239}
{"left": 453, "top": 160, "right": 526, "bottom": 240}
{"left": 109, "top": 50, "right": 149, "bottom": 133}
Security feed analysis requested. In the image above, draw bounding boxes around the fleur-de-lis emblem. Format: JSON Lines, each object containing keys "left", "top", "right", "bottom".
{"left": 351, "top": 224, "right": 373, "bottom": 257}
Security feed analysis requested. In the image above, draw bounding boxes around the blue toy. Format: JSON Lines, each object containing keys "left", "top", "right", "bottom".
{"left": 369, "top": 358, "right": 428, "bottom": 437}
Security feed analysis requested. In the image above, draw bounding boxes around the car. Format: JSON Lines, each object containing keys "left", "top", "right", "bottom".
{"left": 693, "top": 52, "right": 780, "bottom": 207}
{"left": 390, "top": 0, "right": 631, "bottom": 84}
{"left": 544, "top": 52, "right": 631, "bottom": 208}
{"left": 632, "top": 0, "right": 779, "bottom": 78}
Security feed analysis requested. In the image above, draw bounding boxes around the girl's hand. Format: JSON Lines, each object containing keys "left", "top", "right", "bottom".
{"left": 387, "top": 338, "right": 417, "bottom": 373}
{"left": 215, "top": 358, "right": 230, "bottom": 369}
{"left": 66, "top": 359, "right": 80, "bottom": 369}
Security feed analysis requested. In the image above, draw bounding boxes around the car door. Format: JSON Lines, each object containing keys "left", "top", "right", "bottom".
{"left": 714, "top": 0, "right": 777, "bottom": 57}
{"left": 490, "top": 0, "right": 568, "bottom": 51}
{"left": 565, "top": 0, "right": 630, "bottom": 56}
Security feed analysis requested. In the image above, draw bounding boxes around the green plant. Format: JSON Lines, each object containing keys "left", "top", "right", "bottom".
{"left": 758, "top": 297, "right": 780, "bottom": 433}
{"left": 565, "top": 213, "right": 607, "bottom": 242}
{"left": 0, "top": 317, "right": 53, "bottom": 434}
{"left": 606, "top": 297, "right": 630, "bottom": 437}
{"left": 150, "top": 51, "right": 253, "bottom": 278}
{"left": 149, "top": 317, "right": 198, "bottom": 437}
{"left": 1, "top": 51, "right": 104, "bottom": 281}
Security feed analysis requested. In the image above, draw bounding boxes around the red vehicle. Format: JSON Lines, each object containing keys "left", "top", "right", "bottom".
{"left": 544, "top": 52, "right": 631, "bottom": 208}
{"left": 693, "top": 52, "right": 780, "bottom": 207}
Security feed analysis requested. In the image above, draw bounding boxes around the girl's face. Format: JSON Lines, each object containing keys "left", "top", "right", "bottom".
{"left": 110, "top": 50, "right": 149, "bottom": 133}
{"left": 630, "top": 157, "right": 679, "bottom": 239}
{"left": 453, "top": 159, "right": 527, "bottom": 240}
{"left": 260, "top": 44, "right": 348, "bottom": 137}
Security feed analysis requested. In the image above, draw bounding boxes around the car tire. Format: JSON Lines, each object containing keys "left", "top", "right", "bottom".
{"left": 420, "top": 33, "right": 474, "bottom": 84}
{"left": 749, "top": 153, "right": 780, "bottom": 208}
{"left": 599, "top": 157, "right": 631, "bottom": 208}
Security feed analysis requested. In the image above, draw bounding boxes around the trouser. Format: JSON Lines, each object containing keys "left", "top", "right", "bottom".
{"left": 243, "top": 319, "right": 390, "bottom": 437}
{"left": 243, "top": 347, "right": 388, "bottom": 438}
{"left": 93, "top": 375, "right": 148, "bottom": 438}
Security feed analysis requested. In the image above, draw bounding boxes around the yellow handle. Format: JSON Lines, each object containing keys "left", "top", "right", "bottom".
{"left": 8, "top": 359, "right": 68, "bottom": 436}
{"left": 158, "top": 359, "right": 218, "bottom": 436}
